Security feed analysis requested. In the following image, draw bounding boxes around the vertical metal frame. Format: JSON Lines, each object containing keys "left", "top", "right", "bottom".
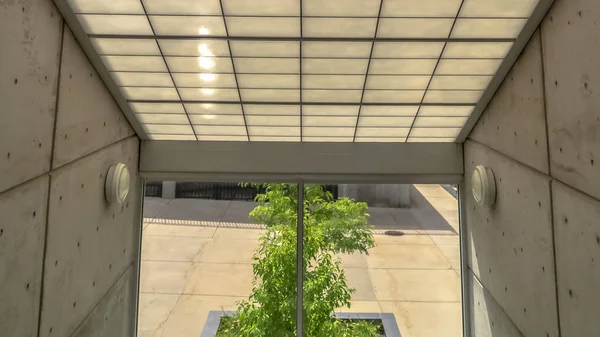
{"left": 296, "top": 182, "right": 305, "bottom": 336}
{"left": 131, "top": 177, "right": 146, "bottom": 337}
{"left": 457, "top": 182, "right": 471, "bottom": 337}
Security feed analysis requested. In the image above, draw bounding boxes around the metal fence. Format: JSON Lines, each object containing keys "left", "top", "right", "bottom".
{"left": 175, "top": 183, "right": 338, "bottom": 200}
{"left": 144, "top": 181, "right": 163, "bottom": 197}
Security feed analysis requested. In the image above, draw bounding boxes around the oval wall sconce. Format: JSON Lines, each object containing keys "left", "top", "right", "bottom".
{"left": 105, "top": 163, "right": 130, "bottom": 205}
{"left": 471, "top": 165, "right": 496, "bottom": 207}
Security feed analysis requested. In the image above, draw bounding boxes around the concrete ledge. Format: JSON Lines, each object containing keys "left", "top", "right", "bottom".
{"left": 200, "top": 311, "right": 402, "bottom": 337}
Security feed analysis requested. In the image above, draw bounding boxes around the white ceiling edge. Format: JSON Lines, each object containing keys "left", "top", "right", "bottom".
{"left": 456, "top": 0, "right": 555, "bottom": 142}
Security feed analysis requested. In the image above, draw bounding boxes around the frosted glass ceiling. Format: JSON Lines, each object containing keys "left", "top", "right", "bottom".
{"left": 67, "top": 0, "right": 540, "bottom": 142}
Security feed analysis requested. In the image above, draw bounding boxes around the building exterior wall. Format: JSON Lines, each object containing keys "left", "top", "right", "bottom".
{"left": 0, "top": 1, "right": 142, "bottom": 337}
{"left": 339, "top": 184, "right": 411, "bottom": 208}
{"left": 464, "top": 0, "right": 600, "bottom": 336}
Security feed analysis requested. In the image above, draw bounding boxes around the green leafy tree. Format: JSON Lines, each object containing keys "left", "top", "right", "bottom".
{"left": 219, "top": 184, "right": 376, "bottom": 337}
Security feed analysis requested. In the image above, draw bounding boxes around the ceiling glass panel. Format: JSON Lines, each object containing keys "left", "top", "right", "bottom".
{"left": 246, "top": 116, "right": 299, "bottom": 126}
{"left": 356, "top": 137, "right": 406, "bottom": 142}
{"left": 159, "top": 40, "right": 231, "bottom": 57}
{"left": 303, "top": 127, "right": 355, "bottom": 137}
{"left": 360, "top": 106, "right": 419, "bottom": 116}
{"left": 372, "top": 42, "right": 445, "bottom": 58}
{"left": 230, "top": 41, "right": 299, "bottom": 58}
{"left": 150, "top": 16, "right": 227, "bottom": 36}
{"left": 356, "top": 127, "right": 409, "bottom": 137}
{"left": 303, "top": 75, "right": 365, "bottom": 89}
{"left": 452, "top": 19, "right": 527, "bottom": 39}
{"left": 77, "top": 15, "right": 153, "bottom": 35}
{"left": 302, "top": 42, "right": 372, "bottom": 58}
{"left": 189, "top": 114, "right": 245, "bottom": 125}
{"left": 102, "top": 56, "right": 167, "bottom": 72}
{"left": 443, "top": 42, "right": 513, "bottom": 59}
{"left": 136, "top": 114, "right": 189, "bottom": 124}
{"left": 406, "top": 137, "right": 455, "bottom": 142}
{"left": 244, "top": 105, "right": 300, "bottom": 115}
{"left": 112, "top": 72, "right": 173, "bottom": 87}
{"left": 303, "top": 106, "right": 359, "bottom": 116}
{"left": 149, "top": 134, "right": 197, "bottom": 140}
{"left": 377, "top": 19, "right": 454, "bottom": 38}
{"left": 423, "top": 90, "right": 483, "bottom": 103}
{"left": 303, "top": 116, "right": 357, "bottom": 127}
{"left": 194, "top": 125, "right": 247, "bottom": 135}
{"left": 303, "top": 59, "right": 368, "bottom": 75}
{"left": 369, "top": 59, "right": 437, "bottom": 75}
{"left": 304, "top": 137, "right": 353, "bottom": 142}
{"left": 166, "top": 57, "right": 234, "bottom": 73}
{"left": 436, "top": 59, "right": 502, "bottom": 75}
{"left": 381, "top": 0, "right": 462, "bottom": 17}
{"left": 429, "top": 76, "right": 492, "bottom": 90}
{"left": 251, "top": 136, "right": 300, "bottom": 142}
{"left": 179, "top": 88, "right": 240, "bottom": 101}
{"left": 418, "top": 106, "right": 474, "bottom": 116}
{"left": 198, "top": 135, "right": 248, "bottom": 141}
{"left": 130, "top": 103, "right": 185, "bottom": 114}
{"left": 241, "top": 89, "right": 300, "bottom": 102}
{"left": 68, "top": 0, "right": 143, "bottom": 14}
{"left": 460, "top": 0, "right": 539, "bottom": 17}
{"left": 363, "top": 90, "right": 424, "bottom": 103}
{"left": 185, "top": 103, "right": 243, "bottom": 114}
{"left": 249, "top": 126, "right": 300, "bottom": 136}
{"left": 303, "top": 0, "right": 381, "bottom": 17}
{"left": 303, "top": 90, "right": 362, "bottom": 103}
{"left": 143, "top": 124, "right": 194, "bottom": 134}
{"left": 121, "top": 87, "right": 179, "bottom": 100}
{"left": 410, "top": 128, "right": 462, "bottom": 138}
{"left": 237, "top": 74, "right": 299, "bottom": 89}
{"left": 234, "top": 58, "right": 299, "bottom": 74}
{"left": 91, "top": 39, "right": 160, "bottom": 55}
{"left": 366, "top": 75, "right": 430, "bottom": 90}
{"left": 223, "top": 0, "right": 299, "bottom": 15}
{"left": 173, "top": 73, "right": 237, "bottom": 88}
{"left": 358, "top": 117, "right": 414, "bottom": 127}
{"left": 227, "top": 17, "right": 300, "bottom": 37}
{"left": 303, "top": 18, "right": 377, "bottom": 38}
{"left": 143, "top": 0, "right": 223, "bottom": 15}
{"left": 413, "top": 116, "right": 469, "bottom": 127}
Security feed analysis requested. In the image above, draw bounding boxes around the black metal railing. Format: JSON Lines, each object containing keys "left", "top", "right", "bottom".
{"left": 175, "top": 183, "right": 338, "bottom": 200}
{"left": 144, "top": 181, "right": 163, "bottom": 197}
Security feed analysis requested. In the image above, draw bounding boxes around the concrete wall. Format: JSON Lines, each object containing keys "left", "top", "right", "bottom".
{"left": 0, "top": 1, "right": 142, "bottom": 337}
{"left": 464, "top": 0, "right": 600, "bottom": 336}
{"left": 339, "top": 184, "right": 411, "bottom": 208}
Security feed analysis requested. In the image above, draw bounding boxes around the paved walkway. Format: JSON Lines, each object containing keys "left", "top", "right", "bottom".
{"left": 138, "top": 185, "right": 462, "bottom": 337}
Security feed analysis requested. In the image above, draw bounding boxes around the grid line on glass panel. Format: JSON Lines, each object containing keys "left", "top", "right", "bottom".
{"left": 405, "top": 0, "right": 466, "bottom": 141}
{"left": 218, "top": 0, "right": 250, "bottom": 141}
{"left": 128, "top": 99, "right": 476, "bottom": 106}
{"left": 75, "top": 13, "right": 530, "bottom": 19}
{"left": 352, "top": 0, "right": 384, "bottom": 142}
{"left": 88, "top": 34, "right": 515, "bottom": 43}
{"left": 138, "top": 0, "right": 198, "bottom": 140}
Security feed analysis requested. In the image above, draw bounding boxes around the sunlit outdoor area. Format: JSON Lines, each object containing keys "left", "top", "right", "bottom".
{"left": 138, "top": 183, "right": 461, "bottom": 337}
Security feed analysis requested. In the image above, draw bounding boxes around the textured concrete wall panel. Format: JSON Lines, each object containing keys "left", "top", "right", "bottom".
{"left": 39, "top": 137, "right": 139, "bottom": 337}
{"left": 0, "top": 0, "right": 62, "bottom": 192}
{"left": 542, "top": 0, "right": 600, "bottom": 200}
{"left": 70, "top": 267, "right": 134, "bottom": 337}
{"left": 52, "top": 27, "right": 134, "bottom": 169}
{"left": 464, "top": 140, "right": 558, "bottom": 337}
{"left": 0, "top": 176, "right": 49, "bottom": 337}
{"left": 552, "top": 181, "right": 600, "bottom": 337}
{"left": 469, "top": 271, "right": 524, "bottom": 337}
{"left": 469, "top": 31, "right": 549, "bottom": 174}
